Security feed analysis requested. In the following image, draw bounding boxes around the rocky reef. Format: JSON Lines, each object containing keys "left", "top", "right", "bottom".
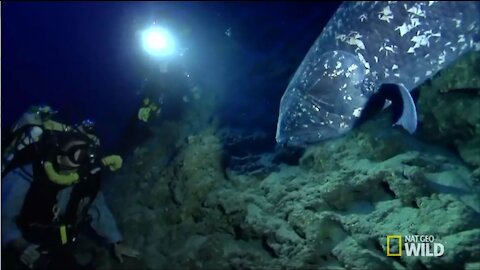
{"left": 417, "top": 51, "right": 480, "bottom": 174}
{"left": 77, "top": 54, "right": 480, "bottom": 270}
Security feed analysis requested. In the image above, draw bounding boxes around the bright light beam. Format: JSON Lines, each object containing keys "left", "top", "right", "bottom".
{"left": 142, "top": 26, "right": 176, "bottom": 57}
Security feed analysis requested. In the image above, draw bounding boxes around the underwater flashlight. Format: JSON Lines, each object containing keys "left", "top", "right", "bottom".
{"left": 141, "top": 26, "right": 176, "bottom": 57}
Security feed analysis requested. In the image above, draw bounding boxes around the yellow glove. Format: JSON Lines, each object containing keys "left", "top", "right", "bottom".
{"left": 102, "top": 155, "right": 123, "bottom": 171}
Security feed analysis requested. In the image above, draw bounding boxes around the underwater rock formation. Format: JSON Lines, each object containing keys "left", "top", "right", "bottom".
{"left": 418, "top": 51, "right": 480, "bottom": 172}
{"left": 98, "top": 116, "right": 480, "bottom": 270}
{"left": 87, "top": 40, "right": 480, "bottom": 270}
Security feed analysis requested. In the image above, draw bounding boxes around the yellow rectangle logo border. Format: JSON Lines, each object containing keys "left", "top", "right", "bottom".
{"left": 386, "top": 235, "right": 402, "bottom": 256}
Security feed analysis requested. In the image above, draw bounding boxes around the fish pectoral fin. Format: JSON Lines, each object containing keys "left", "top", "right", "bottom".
{"left": 393, "top": 83, "right": 417, "bottom": 134}
{"left": 374, "top": 83, "right": 417, "bottom": 134}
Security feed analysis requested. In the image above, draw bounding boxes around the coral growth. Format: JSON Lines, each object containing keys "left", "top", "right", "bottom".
{"left": 418, "top": 51, "right": 480, "bottom": 171}
{"left": 85, "top": 45, "right": 480, "bottom": 270}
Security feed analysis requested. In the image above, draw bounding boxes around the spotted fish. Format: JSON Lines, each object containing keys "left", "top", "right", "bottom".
{"left": 276, "top": 1, "right": 480, "bottom": 146}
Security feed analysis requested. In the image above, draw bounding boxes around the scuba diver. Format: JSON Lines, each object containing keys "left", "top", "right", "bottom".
{"left": 135, "top": 57, "right": 201, "bottom": 125}
{"left": 2, "top": 105, "right": 64, "bottom": 173}
{"left": 137, "top": 97, "right": 162, "bottom": 124}
{"left": 120, "top": 57, "right": 201, "bottom": 155}
{"left": 2, "top": 109, "right": 140, "bottom": 269}
{"left": 2, "top": 105, "right": 99, "bottom": 176}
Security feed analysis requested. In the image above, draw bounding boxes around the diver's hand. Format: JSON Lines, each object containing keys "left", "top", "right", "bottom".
{"left": 113, "top": 242, "right": 140, "bottom": 263}
{"left": 21, "top": 244, "right": 47, "bottom": 269}
{"left": 12, "top": 238, "right": 48, "bottom": 269}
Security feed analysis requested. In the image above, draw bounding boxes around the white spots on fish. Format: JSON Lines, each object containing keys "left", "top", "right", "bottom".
{"left": 347, "top": 95, "right": 352, "bottom": 101}
{"left": 475, "top": 42, "right": 480, "bottom": 51}
{"left": 374, "top": 56, "right": 379, "bottom": 63}
{"left": 379, "top": 42, "right": 397, "bottom": 56}
{"left": 384, "top": 68, "right": 390, "bottom": 78}
{"left": 424, "top": 53, "right": 430, "bottom": 59}
{"left": 392, "top": 64, "right": 399, "bottom": 70}
{"left": 313, "top": 105, "right": 320, "bottom": 112}
{"left": 333, "top": 51, "right": 339, "bottom": 57}
{"left": 336, "top": 19, "right": 344, "bottom": 29}
{"left": 460, "top": 43, "right": 468, "bottom": 51}
{"left": 468, "top": 39, "right": 475, "bottom": 49}
{"left": 347, "top": 64, "right": 358, "bottom": 73}
{"left": 301, "top": 107, "right": 307, "bottom": 113}
{"left": 458, "top": 35, "right": 466, "bottom": 43}
{"left": 428, "top": 1, "right": 436, "bottom": 6}
{"left": 329, "top": 68, "right": 345, "bottom": 78}
{"left": 324, "top": 63, "right": 328, "bottom": 69}
{"left": 359, "top": 14, "right": 367, "bottom": 22}
{"left": 324, "top": 25, "right": 334, "bottom": 37}
{"left": 426, "top": 70, "right": 432, "bottom": 76}
{"left": 345, "top": 64, "right": 358, "bottom": 78}
{"left": 371, "top": 71, "right": 378, "bottom": 78}
{"left": 395, "top": 17, "right": 421, "bottom": 37}
{"left": 470, "top": 39, "right": 476, "bottom": 48}
{"left": 341, "top": 83, "right": 348, "bottom": 89}
{"left": 425, "top": 30, "right": 441, "bottom": 38}
{"left": 394, "top": 73, "right": 400, "bottom": 78}
{"left": 407, "top": 4, "right": 426, "bottom": 18}
{"left": 339, "top": 122, "right": 349, "bottom": 129}
{"left": 408, "top": 30, "right": 441, "bottom": 54}
{"left": 353, "top": 108, "right": 363, "bottom": 118}
{"left": 411, "top": 33, "right": 429, "bottom": 46}
{"left": 445, "top": 42, "right": 452, "bottom": 47}
{"left": 356, "top": 53, "right": 370, "bottom": 74}
{"left": 450, "top": 46, "right": 457, "bottom": 52}
{"left": 336, "top": 61, "right": 342, "bottom": 69}
{"left": 378, "top": 6, "right": 394, "bottom": 23}
{"left": 395, "top": 25, "right": 409, "bottom": 38}
{"left": 302, "top": 124, "right": 309, "bottom": 128}
{"left": 335, "top": 34, "right": 347, "bottom": 42}
{"left": 468, "top": 23, "right": 476, "bottom": 31}
{"left": 336, "top": 32, "right": 365, "bottom": 50}
{"left": 414, "top": 77, "right": 420, "bottom": 83}
{"left": 438, "top": 51, "right": 447, "bottom": 65}
{"left": 328, "top": 120, "right": 334, "bottom": 125}
{"left": 452, "top": 18, "right": 462, "bottom": 28}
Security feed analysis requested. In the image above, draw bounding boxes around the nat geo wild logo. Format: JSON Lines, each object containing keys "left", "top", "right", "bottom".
{"left": 386, "top": 235, "right": 445, "bottom": 257}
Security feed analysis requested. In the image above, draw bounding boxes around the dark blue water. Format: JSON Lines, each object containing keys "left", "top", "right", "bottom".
{"left": 2, "top": 1, "right": 341, "bottom": 153}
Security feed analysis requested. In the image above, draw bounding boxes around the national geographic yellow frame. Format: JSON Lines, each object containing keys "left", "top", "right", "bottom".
{"left": 386, "top": 235, "right": 402, "bottom": 256}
